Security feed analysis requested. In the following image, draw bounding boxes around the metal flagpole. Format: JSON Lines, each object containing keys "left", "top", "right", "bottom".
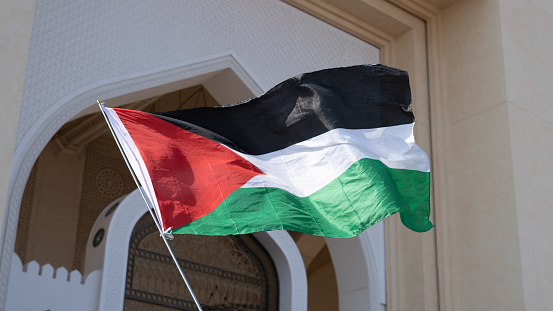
{"left": 97, "top": 101, "right": 204, "bottom": 311}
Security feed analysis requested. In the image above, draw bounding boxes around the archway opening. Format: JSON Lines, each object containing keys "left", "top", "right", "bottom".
{"left": 14, "top": 83, "right": 231, "bottom": 272}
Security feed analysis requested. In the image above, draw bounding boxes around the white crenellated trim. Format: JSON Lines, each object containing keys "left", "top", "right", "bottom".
{"left": 98, "top": 189, "right": 307, "bottom": 310}
{"left": 5, "top": 253, "right": 102, "bottom": 311}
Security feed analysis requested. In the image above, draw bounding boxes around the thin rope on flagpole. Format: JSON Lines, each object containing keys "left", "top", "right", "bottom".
{"left": 98, "top": 101, "right": 204, "bottom": 311}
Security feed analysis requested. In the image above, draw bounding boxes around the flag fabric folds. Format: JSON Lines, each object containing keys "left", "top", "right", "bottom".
{"left": 101, "top": 64, "right": 433, "bottom": 238}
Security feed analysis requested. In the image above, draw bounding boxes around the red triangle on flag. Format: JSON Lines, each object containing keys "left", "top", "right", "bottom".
{"left": 115, "top": 109, "right": 264, "bottom": 230}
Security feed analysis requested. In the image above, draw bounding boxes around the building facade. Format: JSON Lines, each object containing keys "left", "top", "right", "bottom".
{"left": 1, "top": 0, "right": 552, "bottom": 310}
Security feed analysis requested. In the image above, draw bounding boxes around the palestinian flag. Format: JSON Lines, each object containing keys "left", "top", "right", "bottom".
{"left": 101, "top": 64, "right": 433, "bottom": 238}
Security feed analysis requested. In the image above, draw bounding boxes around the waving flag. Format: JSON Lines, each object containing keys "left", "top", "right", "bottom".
{"left": 101, "top": 64, "right": 433, "bottom": 238}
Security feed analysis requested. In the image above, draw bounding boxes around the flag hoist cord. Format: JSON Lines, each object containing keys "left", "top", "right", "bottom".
{"left": 98, "top": 102, "right": 205, "bottom": 311}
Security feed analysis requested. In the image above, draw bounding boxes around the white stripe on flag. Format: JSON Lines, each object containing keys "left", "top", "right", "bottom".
{"left": 233, "top": 123, "right": 430, "bottom": 197}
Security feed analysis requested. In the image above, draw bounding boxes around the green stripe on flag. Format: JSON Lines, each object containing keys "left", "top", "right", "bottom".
{"left": 173, "top": 158, "right": 432, "bottom": 237}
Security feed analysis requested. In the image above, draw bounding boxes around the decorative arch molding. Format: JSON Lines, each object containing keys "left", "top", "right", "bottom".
{"left": 98, "top": 189, "right": 307, "bottom": 311}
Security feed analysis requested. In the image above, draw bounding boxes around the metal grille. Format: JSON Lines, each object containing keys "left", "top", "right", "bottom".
{"left": 124, "top": 216, "right": 278, "bottom": 311}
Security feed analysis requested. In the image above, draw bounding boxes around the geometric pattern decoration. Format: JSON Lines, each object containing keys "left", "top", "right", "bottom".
{"left": 124, "top": 215, "right": 279, "bottom": 311}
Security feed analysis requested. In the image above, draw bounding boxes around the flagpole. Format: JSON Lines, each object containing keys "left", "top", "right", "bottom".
{"left": 97, "top": 101, "right": 204, "bottom": 311}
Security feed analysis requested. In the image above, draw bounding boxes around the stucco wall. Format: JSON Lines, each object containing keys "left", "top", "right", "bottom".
{"left": 439, "top": 0, "right": 553, "bottom": 310}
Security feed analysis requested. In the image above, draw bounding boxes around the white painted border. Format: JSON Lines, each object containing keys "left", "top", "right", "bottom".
{"left": 252, "top": 231, "right": 307, "bottom": 310}
{"left": 99, "top": 189, "right": 307, "bottom": 310}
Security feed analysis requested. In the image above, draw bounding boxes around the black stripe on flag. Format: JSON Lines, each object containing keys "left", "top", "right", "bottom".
{"left": 153, "top": 64, "right": 414, "bottom": 155}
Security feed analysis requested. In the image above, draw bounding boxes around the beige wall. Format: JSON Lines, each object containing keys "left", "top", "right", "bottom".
{"left": 3, "top": 0, "right": 553, "bottom": 310}
{"left": 439, "top": 0, "right": 553, "bottom": 310}
{"left": 441, "top": 2, "right": 524, "bottom": 310}
{"left": 500, "top": 1, "right": 553, "bottom": 309}
{"left": 0, "top": 0, "right": 35, "bottom": 241}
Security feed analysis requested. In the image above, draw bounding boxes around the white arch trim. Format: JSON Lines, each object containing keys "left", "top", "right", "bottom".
{"left": 326, "top": 222, "right": 386, "bottom": 311}
{"left": 99, "top": 188, "right": 307, "bottom": 310}
{"left": 252, "top": 231, "right": 307, "bottom": 310}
